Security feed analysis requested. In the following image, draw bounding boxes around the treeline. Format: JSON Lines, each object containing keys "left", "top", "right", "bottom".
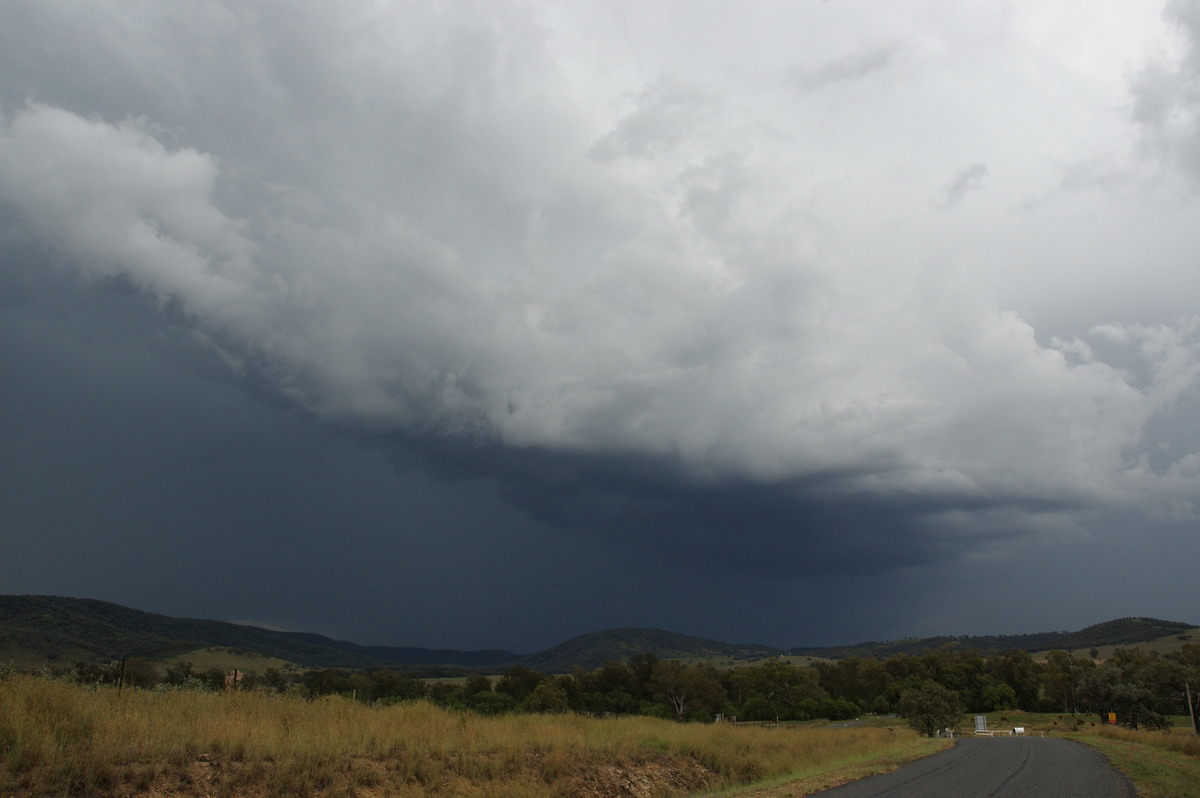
{"left": 810, "top": 643, "right": 1200, "bottom": 731}
{"left": 57, "top": 642, "right": 1200, "bottom": 730}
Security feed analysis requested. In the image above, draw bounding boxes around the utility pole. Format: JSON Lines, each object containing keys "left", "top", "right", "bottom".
{"left": 1187, "top": 683, "right": 1198, "bottom": 735}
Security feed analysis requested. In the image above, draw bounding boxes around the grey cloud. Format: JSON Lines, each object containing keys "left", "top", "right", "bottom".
{"left": 0, "top": 14, "right": 1195, "bottom": 542}
{"left": 588, "top": 77, "right": 715, "bottom": 162}
{"left": 1130, "top": 0, "right": 1200, "bottom": 186}
{"left": 932, "top": 162, "right": 989, "bottom": 209}
{"left": 2, "top": 1, "right": 1199, "bottom": 648}
{"left": 789, "top": 46, "right": 896, "bottom": 92}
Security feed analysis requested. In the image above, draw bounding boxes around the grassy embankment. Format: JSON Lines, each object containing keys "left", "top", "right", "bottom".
{"left": 1074, "top": 726, "right": 1200, "bottom": 798}
{"left": 1, "top": 674, "right": 946, "bottom": 797}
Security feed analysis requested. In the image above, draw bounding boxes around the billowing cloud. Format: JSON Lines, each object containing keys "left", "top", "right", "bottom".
{"left": 4, "top": 99, "right": 1192, "bottom": 516}
{"left": 1131, "top": 0, "right": 1200, "bottom": 186}
{"left": 2, "top": 0, "right": 1199, "bottom": 637}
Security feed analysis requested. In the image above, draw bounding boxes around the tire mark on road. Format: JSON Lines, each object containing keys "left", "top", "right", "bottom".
{"left": 811, "top": 737, "right": 1136, "bottom": 797}
{"left": 981, "top": 737, "right": 1030, "bottom": 797}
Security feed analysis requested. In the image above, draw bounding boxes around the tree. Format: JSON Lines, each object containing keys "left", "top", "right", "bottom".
{"left": 1077, "top": 663, "right": 1155, "bottom": 729}
{"left": 731, "top": 659, "right": 829, "bottom": 721}
{"left": 525, "top": 679, "right": 571, "bottom": 713}
{"left": 469, "top": 691, "right": 516, "bottom": 715}
{"left": 980, "top": 683, "right": 1018, "bottom": 712}
{"left": 648, "top": 661, "right": 726, "bottom": 722}
{"left": 119, "top": 658, "right": 159, "bottom": 689}
{"left": 263, "top": 667, "right": 289, "bottom": 693}
{"left": 463, "top": 673, "right": 493, "bottom": 697}
{"left": 164, "top": 661, "right": 197, "bottom": 687}
{"left": 1041, "top": 650, "right": 1092, "bottom": 713}
{"left": 497, "top": 666, "right": 544, "bottom": 704}
{"left": 898, "top": 680, "right": 964, "bottom": 737}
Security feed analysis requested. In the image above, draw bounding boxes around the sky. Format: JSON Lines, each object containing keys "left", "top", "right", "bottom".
{"left": 2, "top": 0, "right": 1199, "bottom": 654}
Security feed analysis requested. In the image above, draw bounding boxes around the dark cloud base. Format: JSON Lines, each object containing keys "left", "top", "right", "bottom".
{"left": 395, "top": 429, "right": 1089, "bottom": 580}
{"left": 3, "top": 209, "right": 1197, "bottom": 654}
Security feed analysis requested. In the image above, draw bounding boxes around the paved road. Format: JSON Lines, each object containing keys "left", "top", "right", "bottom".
{"left": 811, "top": 737, "right": 1136, "bottom": 797}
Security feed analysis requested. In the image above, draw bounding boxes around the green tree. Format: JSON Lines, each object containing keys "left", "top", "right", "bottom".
{"left": 649, "top": 661, "right": 726, "bottom": 722}
{"left": 427, "top": 681, "right": 465, "bottom": 709}
{"left": 463, "top": 673, "right": 493, "bottom": 697}
{"left": 497, "top": 666, "right": 544, "bottom": 704}
{"left": 980, "top": 682, "right": 1018, "bottom": 712}
{"left": 164, "top": 661, "right": 197, "bottom": 687}
{"left": 469, "top": 690, "right": 516, "bottom": 715}
{"left": 302, "top": 668, "right": 349, "bottom": 698}
{"left": 1041, "top": 650, "right": 1092, "bottom": 713}
{"left": 728, "top": 659, "right": 829, "bottom": 721}
{"left": 1077, "top": 662, "right": 1155, "bottom": 729}
{"left": 524, "top": 679, "right": 571, "bottom": 713}
{"left": 898, "top": 680, "right": 964, "bottom": 737}
{"left": 263, "top": 667, "right": 289, "bottom": 693}
{"left": 120, "top": 659, "right": 160, "bottom": 689}
{"left": 367, "top": 669, "right": 425, "bottom": 702}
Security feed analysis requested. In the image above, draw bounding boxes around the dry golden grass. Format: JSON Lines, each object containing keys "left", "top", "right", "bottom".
{"left": 158, "top": 647, "right": 298, "bottom": 674}
{"left": 1095, "top": 724, "right": 1200, "bottom": 757}
{"left": 0, "top": 674, "right": 936, "bottom": 797}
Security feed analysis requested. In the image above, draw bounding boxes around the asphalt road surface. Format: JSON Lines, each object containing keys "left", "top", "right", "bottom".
{"left": 812, "top": 737, "right": 1136, "bottom": 797}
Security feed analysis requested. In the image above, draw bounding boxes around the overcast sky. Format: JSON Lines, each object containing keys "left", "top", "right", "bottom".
{"left": 2, "top": 0, "right": 1199, "bottom": 653}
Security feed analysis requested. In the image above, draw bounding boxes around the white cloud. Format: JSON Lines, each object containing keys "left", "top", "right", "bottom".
{"left": 1131, "top": 0, "right": 1200, "bottom": 187}
{"left": 2, "top": 0, "right": 1199, "bottom": 538}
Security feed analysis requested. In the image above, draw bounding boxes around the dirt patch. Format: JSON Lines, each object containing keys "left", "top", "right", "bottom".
{"left": 568, "top": 755, "right": 719, "bottom": 798}
{"left": 15, "top": 751, "right": 719, "bottom": 797}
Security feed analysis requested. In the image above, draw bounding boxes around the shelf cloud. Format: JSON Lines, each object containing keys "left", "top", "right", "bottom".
{"left": 3, "top": 0, "right": 1199, "bottom": 650}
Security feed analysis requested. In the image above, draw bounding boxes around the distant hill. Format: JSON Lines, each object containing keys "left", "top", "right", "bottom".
{"left": 2, "top": 595, "right": 1194, "bottom": 673}
{"left": 790, "top": 617, "right": 1197, "bottom": 660}
{"left": 0, "top": 595, "right": 520, "bottom": 671}
{"left": 515, "top": 628, "right": 785, "bottom": 672}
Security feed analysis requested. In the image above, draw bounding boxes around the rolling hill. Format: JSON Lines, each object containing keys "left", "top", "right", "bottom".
{"left": 790, "top": 617, "right": 1198, "bottom": 660}
{"left": 515, "top": 628, "right": 785, "bottom": 672}
{"left": 0, "top": 595, "right": 520, "bottom": 671}
{"left": 2, "top": 595, "right": 1194, "bottom": 673}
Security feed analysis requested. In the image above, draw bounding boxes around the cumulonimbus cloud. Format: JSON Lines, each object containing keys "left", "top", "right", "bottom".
{"left": 2, "top": 0, "right": 1199, "bottom": 540}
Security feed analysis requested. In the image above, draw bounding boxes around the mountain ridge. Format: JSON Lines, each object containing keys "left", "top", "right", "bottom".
{"left": 790, "top": 616, "right": 1197, "bottom": 660}
{"left": 2, "top": 595, "right": 1194, "bottom": 672}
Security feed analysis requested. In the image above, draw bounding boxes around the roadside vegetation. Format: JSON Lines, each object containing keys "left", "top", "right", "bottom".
{"left": 1075, "top": 726, "right": 1200, "bottom": 798}
{"left": 48, "top": 640, "right": 1200, "bottom": 732}
{"left": 4, "top": 634, "right": 1197, "bottom": 795}
{"left": 0, "top": 672, "right": 940, "bottom": 797}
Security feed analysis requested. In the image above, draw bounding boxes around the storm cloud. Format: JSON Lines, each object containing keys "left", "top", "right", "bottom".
{"left": 2, "top": 1, "right": 1198, "bottom": 650}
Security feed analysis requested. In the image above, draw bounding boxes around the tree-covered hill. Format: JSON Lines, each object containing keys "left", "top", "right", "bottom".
{"left": 515, "top": 628, "right": 785, "bottom": 672}
{"left": 0, "top": 595, "right": 520, "bottom": 670}
{"left": 790, "top": 617, "right": 1196, "bottom": 660}
{"left": 2, "top": 595, "right": 1194, "bottom": 672}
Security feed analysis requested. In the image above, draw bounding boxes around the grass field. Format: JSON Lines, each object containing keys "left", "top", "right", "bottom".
{"left": 1027, "top": 631, "right": 1198, "bottom": 663}
{"left": 158, "top": 647, "right": 302, "bottom": 674}
{"left": 0, "top": 674, "right": 946, "bottom": 797}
